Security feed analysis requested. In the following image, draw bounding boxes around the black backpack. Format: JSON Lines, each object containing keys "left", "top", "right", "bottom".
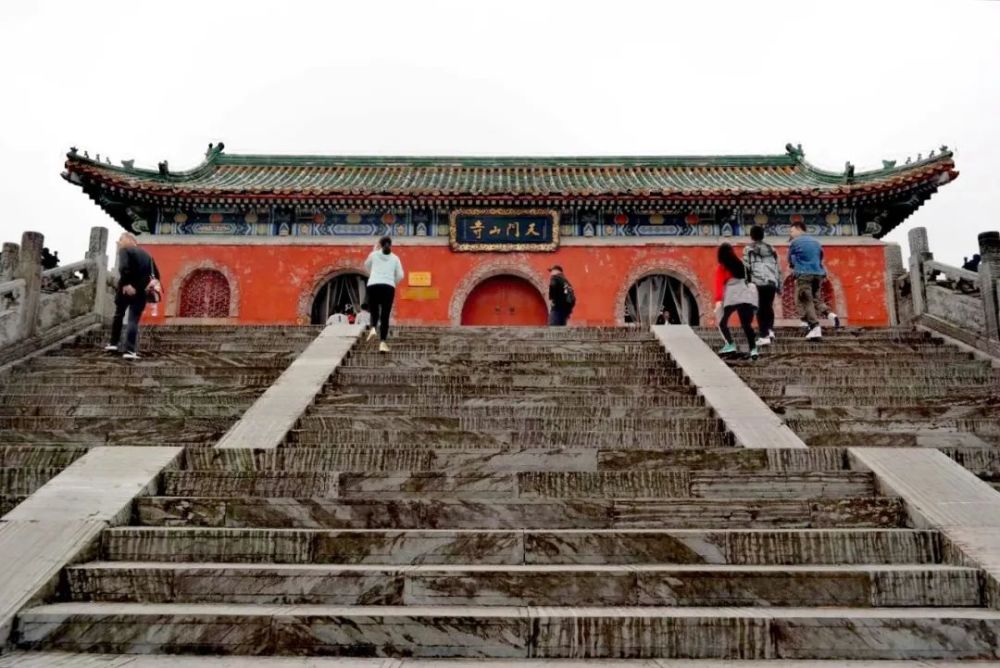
{"left": 563, "top": 279, "right": 577, "bottom": 311}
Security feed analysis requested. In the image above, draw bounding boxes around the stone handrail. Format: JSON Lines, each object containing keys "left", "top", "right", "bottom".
{"left": 41, "top": 258, "right": 96, "bottom": 293}
{"left": 0, "top": 228, "right": 111, "bottom": 356}
{"left": 906, "top": 227, "right": 1000, "bottom": 357}
{"left": 0, "top": 278, "right": 25, "bottom": 311}
{"left": 924, "top": 259, "right": 979, "bottom": 287}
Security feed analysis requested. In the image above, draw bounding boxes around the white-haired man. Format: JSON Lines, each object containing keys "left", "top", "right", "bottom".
{"left": 105, "top": 233, "right": 159, "bottom": 360}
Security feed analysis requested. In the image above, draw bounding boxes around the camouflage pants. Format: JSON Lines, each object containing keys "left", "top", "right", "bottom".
{"left": 795, "top": 274, "right": 829, "bottom": 326}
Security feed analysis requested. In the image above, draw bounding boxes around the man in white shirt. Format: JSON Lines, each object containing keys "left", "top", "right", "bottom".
{"left": 364, "top": 236, "right": 404, "bottom": 352}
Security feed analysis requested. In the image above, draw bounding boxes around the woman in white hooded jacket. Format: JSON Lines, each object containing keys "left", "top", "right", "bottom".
{"left": 364, "top": 236, "right": 404, "bottom": 352}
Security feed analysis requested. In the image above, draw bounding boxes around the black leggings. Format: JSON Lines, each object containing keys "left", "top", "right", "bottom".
{"left": 756, "top": 284, "right": 777, "bottom": 337}
{"left": 719, "top": 304, "right": 757, "bottom": 349}
{"left": 367, "top": 284, "right": 395, "bottom": 341}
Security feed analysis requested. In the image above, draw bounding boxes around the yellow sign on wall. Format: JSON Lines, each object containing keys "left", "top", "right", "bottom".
{"left": 409, "top": 272, "right": 432, "bottom": 287}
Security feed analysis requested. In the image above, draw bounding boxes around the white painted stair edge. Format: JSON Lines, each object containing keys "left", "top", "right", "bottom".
{"left": 650, "top": 325, "right": 807, "bottom": 449}
{"left": 0, "top": 446, "right": 182, "bottom": 646}
{"left": 216, "top": 324, "right": 364, "bottom": 450}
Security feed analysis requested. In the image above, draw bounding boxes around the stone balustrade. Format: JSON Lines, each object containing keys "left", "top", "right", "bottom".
{"left": 0, "top": 227, "right": 111, "bottom": 367}
{"left": 905, "top": 226, "right": 1000, "bottom": 357}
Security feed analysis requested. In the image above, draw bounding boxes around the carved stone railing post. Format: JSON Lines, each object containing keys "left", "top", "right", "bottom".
{"left": 14, "top": 231, "right": 43, "bottom": 339}
{"left": 979, "top": 230, "right": 1000, "bottom": 341}
{"left": 907, "top": 227, "right": 931, "bottom": 317}
{"left": 87, "top": 226, "right": 110, "bottom": 321}
{"left": 883, "top": 243, "right": 905, "bottom": 325}
{"left": 0, "top": 242, "right": 19, "bottom": 283}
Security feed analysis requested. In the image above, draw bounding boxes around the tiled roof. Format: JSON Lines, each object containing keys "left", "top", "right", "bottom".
{"left": 63, "top": 144, "right": 958, "bottom": 204}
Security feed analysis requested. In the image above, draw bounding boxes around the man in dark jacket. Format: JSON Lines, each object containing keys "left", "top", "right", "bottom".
{"left": 547, "top": 265, "right": 574, "bottom": 326}
{"left": 105, "top": 233, "right": 159, "bottom": 359}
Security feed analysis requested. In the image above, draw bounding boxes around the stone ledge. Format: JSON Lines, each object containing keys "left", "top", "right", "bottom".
{"left": 216, "top": 325, "right": 363, "bottom": 450}
{"left": 651, "top": 325, "right": 807, "bottom": 449}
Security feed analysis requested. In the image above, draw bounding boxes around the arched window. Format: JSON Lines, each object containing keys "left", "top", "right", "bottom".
{"left": 311, "top": 273, "right": 367, "bottom": 324}
{"left": 624, "top": 274, "right": 700, "bottom": 326}
{"left": 781, "top": 276, "right": 837, "bottom": 319}
{"left": 179, "top": 269, "right": 231, "bottom": 318}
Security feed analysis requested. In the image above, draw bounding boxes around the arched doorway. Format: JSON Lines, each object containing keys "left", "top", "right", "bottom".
{"left": 624, "top": 274, "right": 700, "bottom": 326}
{"left": 461, "top": 275, "right": 548, "bottom": 326}
{"left": 311, "top": 273, "right": 367, "bottom": 324}
{"left": 179, "top": 269, "right": 231, "bottom": 318}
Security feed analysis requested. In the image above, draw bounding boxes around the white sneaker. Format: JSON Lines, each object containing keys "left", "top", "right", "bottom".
{"left": 122, "top": 352, "right": 141, "bottom": 360}
{"left": 768, "top": 330, "right": 777, "bottom": 340}
{"left": 103, "top": 344, "right": 119, "bottom": 352}
{"left": 366, "top": 328, "right": 378, "bottom": 342}
{"left": 805, "top": 325, "right": 823, "bottom": 340}
{"left": 378, "top": 342, "right": 390, "bottom": 353}
{"left": 758, "top": 335, "right": 772, "bottom": 347}
{"left": 829, "top": 312, "right": 841, "bottom": 328}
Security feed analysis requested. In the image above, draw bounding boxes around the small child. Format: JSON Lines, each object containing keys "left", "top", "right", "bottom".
{"left": 355, "top": 303, "right": 372, "bottom": 327}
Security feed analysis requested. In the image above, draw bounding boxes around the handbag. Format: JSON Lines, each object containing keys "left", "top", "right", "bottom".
{"left": 146, "top": 277, "right": 162, "bottom": 303}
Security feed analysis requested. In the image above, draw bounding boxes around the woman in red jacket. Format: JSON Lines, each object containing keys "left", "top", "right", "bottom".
{"left": 715, "top": 242, "right": 760, "bottom": 359}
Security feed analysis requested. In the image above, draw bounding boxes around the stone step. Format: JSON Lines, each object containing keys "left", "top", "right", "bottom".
{"left": 0, "top": 405, "right": 249, "bottom": 418}
{"left": 751, "top": 378, "right": 994, "bottom": 393}
{"left": 330, "top": 375, "right": 688, "bottom": 390}
{"left": 295, "top": 416, "right": 726, "bottom": 434}
{"left": 0, "top": 467, "right": 64, "bottom": 495}
{"left": 318, "top": 389, "right": 703, "bottom": 407}
{"left": 64, "top": 562, "right": 982, "bottom": 607}
{"left": 943, "top": 447, "right": 1000, "bottom": 480}
{"left": 101, "top": 527, "right": 941, "bottom": 565}
{"left": 187, "top": 446, "right": 844, "bottom": 474}
{"left": 161, "top": 471, "right": 875, "bottom": 500}
{"left": 740, "top": 366, "right": 992, "bottom": 381}
{"left": 800, "top": 432, "right": 996, "bottom": 449}
{"left": 306, "top": 405, "right": 716, "bottom": 419}
{"left": 134, "top": 496, "right": 905, "bottom": 529}
{"left": 284, "top": 428, "right": 734, "bottom": 449}
{"left": 19, "top": 602, "right": 1000, "bottom": 658}
{"left": 347, "top": 352, "right": 677, "bottom": 364}
{"left": 0, "top": 416, "right": 235, "bottom": 432}
{"left": 6, "top": 379, "right": 278, "bottom": 393}
{"left": 0, "top": 445, "right": 90, "bottom": 467}
{"left": 787, "top": 418, "right": 1000, "bottom": 436}
{"left": 767, "top": 394, "right": 998, "bottom": 409}
{"left": 0, "top": 430, "right": 225, "bottom": 446}
{"left": 0, "top": 388, "right": 260, "bottom": 408}
{"left": 338, "top": 367, "right": 686, "bottom": 381}
{"left": 782, "top": 405, "right": 1000, "bottom": 421}
{"left": 12, "top": 368, "right": 286, "bottom": 381}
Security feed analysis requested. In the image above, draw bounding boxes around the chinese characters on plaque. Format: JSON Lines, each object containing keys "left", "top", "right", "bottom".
{"left": 449, "top": 209, "right": 559, "bottom": 252}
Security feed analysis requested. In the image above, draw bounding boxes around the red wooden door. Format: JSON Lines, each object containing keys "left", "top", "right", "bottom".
{"left": 461, "top": 275, "right": 548, "bottom": 326}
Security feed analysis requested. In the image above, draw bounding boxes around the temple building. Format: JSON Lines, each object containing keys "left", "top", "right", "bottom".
{"left": 63, "top": 143, "right": 957, "bottom": 327}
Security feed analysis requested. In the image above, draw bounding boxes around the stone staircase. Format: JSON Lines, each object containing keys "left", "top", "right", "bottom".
{"left": 12, "top": 327, "right": 1000, "bottom": 659}
{"left": 0, "top": 326, "right": 318, "bottom": 515}
{"left": 698, "top": 326, "right": 1000, "bottom": 490}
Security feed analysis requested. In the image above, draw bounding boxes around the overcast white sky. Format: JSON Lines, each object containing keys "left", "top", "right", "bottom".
{"left": 1, "top": 0, "right": 997, "bottom": 265}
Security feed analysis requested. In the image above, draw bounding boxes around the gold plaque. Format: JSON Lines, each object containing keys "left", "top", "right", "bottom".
{"left": 401, "top": 286, "right": 440, "bottom": 301}
{"left": 449, "top": 208, "right": 559, "bottom": 252}
{"left": 409, "top": 271, "right": 432, "bottom": 287}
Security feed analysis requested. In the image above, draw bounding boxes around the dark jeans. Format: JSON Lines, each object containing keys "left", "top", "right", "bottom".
{"left": 110, "top": 291, "right": 147, "bottom": 354}
{"left": 719, "top": 303, "right": 757, "bottom": 349}
{"left": 548, "top": 307, "right": 570, "bottom": 327}
{"left": 367, "top": 283, "right": 395, "bottom": 341}
{"left": 756, "top": 284, "right": 777, "bottom": 337}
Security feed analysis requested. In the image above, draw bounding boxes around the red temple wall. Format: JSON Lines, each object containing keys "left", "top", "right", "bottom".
{"left": 143, "top": 241, "right": 891, "bottom": 326}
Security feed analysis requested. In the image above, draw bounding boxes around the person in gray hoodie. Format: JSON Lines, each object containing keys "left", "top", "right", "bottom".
{"left": 743, "top": 225, "right": 781, "bottom": 346}
{"left": 364, "top": 236, "right": 404, "bottom": 352}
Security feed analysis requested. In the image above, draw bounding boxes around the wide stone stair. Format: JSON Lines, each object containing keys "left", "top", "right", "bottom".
{"left": 699, "top": 326, "right": 1000, "bottom": 490}
{"left": 0, "top": 325, "right": 318, "bottom": 515}
{"left": 12, "top": 327, "right": 1000, "bottom": 659}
